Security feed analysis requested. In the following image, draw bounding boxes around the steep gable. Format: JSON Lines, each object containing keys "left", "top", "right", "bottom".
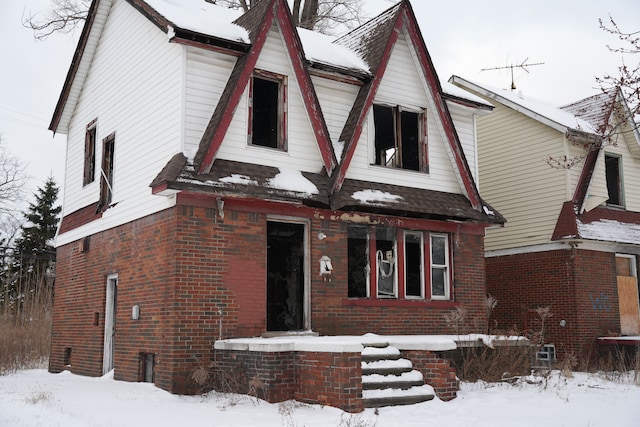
{"left": 193, "top": 0, "right": 336, "bottom": 176}
{"left": 330, "top": 1, "right": 481, "bottom": 209}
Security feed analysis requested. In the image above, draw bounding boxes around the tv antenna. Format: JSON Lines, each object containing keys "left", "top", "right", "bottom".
{"left": 481, "top": 58, "right": 544, "bottom": 90}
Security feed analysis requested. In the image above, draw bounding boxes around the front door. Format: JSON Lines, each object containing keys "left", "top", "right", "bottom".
{"left": 103, "top": 274, "right": 118, "bottom": 375}
{"left": 266, "top": 221, "right": 306, "bottom": 331}
{"left": 616, "top": 255, "right": 640, "bottom": 335}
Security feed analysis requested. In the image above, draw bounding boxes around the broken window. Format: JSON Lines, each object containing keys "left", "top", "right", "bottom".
{"left": 348, "top": 225, "right": 369, "bottom": 298}
{"left": 250, "top": 70, "right": 287, "bottom": 150}
{"left": 376, "top": 227, "right": 397, "bottom": 298}
{"left": 404, "top": 231, "right": 424, "bottom": 298}
{"left": 605, "top": 153, "right": 623, "bottom": 206}
{"left": 83, "top": 119, "right": 97, "bottom": 186}
{"left": 99, "top": 133, "right": 115, "bottom": 210}
{"left": 373, "top": 104, "right": 425, "bottom": 171}
{"left": 347, "top": 227, "right": 451, "bottom": 301}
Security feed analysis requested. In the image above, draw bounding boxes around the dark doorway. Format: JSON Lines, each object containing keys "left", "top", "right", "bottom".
{"left": 267, "top": 221, "right": 305, "bottom": 331}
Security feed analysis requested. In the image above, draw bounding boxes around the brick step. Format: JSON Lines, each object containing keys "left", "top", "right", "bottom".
{"left": 361, "top": 358, "right": 413, "bottom": 376}
{"left": 362, "top": 384, "right": 435, "bottom": 408}
{"left": 361, "top": 345, "right": 401, "bottom": 362}
{"left": 362, "top": 369, "right": 425, "bottom": 390}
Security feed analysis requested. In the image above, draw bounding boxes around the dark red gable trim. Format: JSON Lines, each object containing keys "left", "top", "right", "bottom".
{"left": 330, "top": 9, "right": 402, "bottom": 193}
{"left": 400, "top": 4, "right": 481, "bottom": 209}
{"left": 551, "top": 201, "right": 579, "bottom": 241}
{"left": 197, "top": 0, "right": 336, "bottom": 176}
{"left": 58, "top": 202, "right": 103, "bottom": 234}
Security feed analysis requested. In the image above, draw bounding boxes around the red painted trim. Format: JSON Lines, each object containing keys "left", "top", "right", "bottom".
{"left": 331, "top": 13, "right": 402, "bottom": 193}
{"left": 275, "top": 4, "right": 336, "bottom": 175}
{"left": 342, "top": 298, "right": 460, "bottom": 308}
{"left": 197, "top": 0, "right": 276, "bottom": 173}
{"left": 424, "top": 234, "right": 432, "bottom": 300}
{"left": 597, "top": 337, "right": 640, "bottom": 346}
{"left": 58, "top": 203, "right": 103, "bottom": 234}
{"left": 397, "top": 230, "right": 406, "bottom": 299}
{"left": 174, "top": 191, "right": 489, "bottom": 234}
{"left": 401, "top": 6, "right": 481, "bottom": 208}
{"left": 368, "top": 225, "right": 377, "bottom": 298}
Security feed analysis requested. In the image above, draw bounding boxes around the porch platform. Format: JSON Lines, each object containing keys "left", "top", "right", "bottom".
{"left": 597, "top": 336, "right": 640, "bottom": 346}
{"left": 213, "top": 333, "right": 524, "bottom": 412}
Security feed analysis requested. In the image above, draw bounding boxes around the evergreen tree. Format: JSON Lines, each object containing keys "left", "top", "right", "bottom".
{"left": 11, "top": 177, "right": 61, "bottom": 305}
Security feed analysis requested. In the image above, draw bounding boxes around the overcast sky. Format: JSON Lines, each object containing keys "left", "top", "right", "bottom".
{"left": 1, "top": 0, "right": 638, "bottom": 210}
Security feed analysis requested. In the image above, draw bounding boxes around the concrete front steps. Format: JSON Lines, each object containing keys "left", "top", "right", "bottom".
{"left": 361, "top": 341, "right": 435, "bottom": 408}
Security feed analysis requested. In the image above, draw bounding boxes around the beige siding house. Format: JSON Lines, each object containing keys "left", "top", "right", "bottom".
{"left": 451, "top": 75, "right": 640, "bottom": 366}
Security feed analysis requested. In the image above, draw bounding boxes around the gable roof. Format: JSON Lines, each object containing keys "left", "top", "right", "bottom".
{"left": 330, "top": 1, "right": 483, "bottom": 210}
{"left": 192, "top": 0, "right": 337, "bottom": 176}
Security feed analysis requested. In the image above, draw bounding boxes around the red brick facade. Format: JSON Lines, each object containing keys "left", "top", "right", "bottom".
{"left": 50, "top": 194, "right": 490, "bottom": 397}
{"left": 486, "top": 248, "right": 620, "bottom": 366}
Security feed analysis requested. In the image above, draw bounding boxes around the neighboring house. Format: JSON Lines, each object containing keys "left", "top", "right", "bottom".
{"left": 451, "top": 76, "right": 640, "bottom": 367}
{"left": 48, "top": 0, "right": 502, "bottom": 409}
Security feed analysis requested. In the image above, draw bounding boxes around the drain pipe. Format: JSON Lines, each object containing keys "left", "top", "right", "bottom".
{"left": 218, "top": 309, "right": 223, "bottom": 341}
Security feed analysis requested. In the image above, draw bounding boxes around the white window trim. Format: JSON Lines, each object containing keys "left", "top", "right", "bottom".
{"left": 430, "top": 233, "right": 450, "bottom": 300}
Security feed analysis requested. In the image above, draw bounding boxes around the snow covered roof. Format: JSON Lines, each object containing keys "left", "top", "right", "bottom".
{"left": 144, "top": 0, "right": 249, "bottom": 43}
{"left": 449, "top": 76, "right": 597, "bottom": 134}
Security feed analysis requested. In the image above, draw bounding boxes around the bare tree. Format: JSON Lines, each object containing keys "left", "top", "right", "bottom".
{"left": 23, "top": 0, "right": 90, "bottom": 41}
{"left": 547, "top": 17, "right": 639, "bottom": 170}
{"left": 26, "top": 0, "right": 364, "bottom": 39}
{"left": 0, "top": 137, "right": 28, "bottom": 218}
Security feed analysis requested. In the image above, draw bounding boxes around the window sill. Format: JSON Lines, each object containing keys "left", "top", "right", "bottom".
{"left": 342, "top": 298, "right": 459, "bottom": 308}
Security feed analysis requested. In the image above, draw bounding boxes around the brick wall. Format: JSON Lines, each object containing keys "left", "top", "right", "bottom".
{"left": 486, "top": 248, "right": 620, "bottom": 366}
{"left": 402, "top": 350, "right": 458, "bottom": 401}
{"left": 51, "top": 196, "right": 490, "bottom": 395}
{"left": 214, "top": 349, "right": 363, "bottom": 412}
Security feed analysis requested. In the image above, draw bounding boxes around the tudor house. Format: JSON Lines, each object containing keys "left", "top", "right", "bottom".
{"left": 451, "top": 76, "right": 640, "bottom": 367}
{"left": 48, "top": 0, "right": 502, "bottom": 407}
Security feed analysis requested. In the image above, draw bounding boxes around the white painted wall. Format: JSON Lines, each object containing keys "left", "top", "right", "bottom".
{"left": 344, "top": 32, "right": 462, "bottom": 194}
{"left": 57, "top": 0, "right": 182, "bottom": 246}
{"left": 215, "top": 24, "right": 326, "bottom": 174}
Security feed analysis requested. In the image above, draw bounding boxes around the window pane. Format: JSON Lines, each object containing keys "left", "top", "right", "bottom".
{"left": 431, "top": 267, "right": 446, "bottom": 296}
{"left": 405, "top": 232, "right": 423, "bottom": 297}
{"left": 348, "top": 226, "right": 369, "bottom": 298}
{"left": 401, "top": 110, "right": 419, "bottom": 171}
{"left": 605, "top": 154, "right": 622, "bottom": 206}
{"left": 252, "top": 77, "right": 279, "bottom": 148}
{"left": 373, "top": 105, "right": 396, "bottom": 167}
{"left": 376, "top": 227, "right": 396, "bottom": 297}
{"left": 431, "top": 235, "right": 446, "bottom": 265}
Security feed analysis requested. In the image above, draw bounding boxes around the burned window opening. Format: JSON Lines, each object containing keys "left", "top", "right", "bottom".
{"left": 373, "top": 105, "right": 423, "bottom": 171}
{"left": 348, "top": 225, "right": 369, "bottom": 298}
{"left": 605, "top": 154, "right": 623, "bottom": 206}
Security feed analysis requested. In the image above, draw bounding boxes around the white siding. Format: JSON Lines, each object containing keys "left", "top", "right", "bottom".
{"left": 215, "top": 24, "right": 325, "bottom": 173}
{"left": 183, "top": 47, "right": 236, "bottom": 160}
{"left": 344, "top": 32, "right": 461, "bottom": 194}
{"left": 448, "top": 103, "right": 478, "bottom": 185}
{"left": 58, "top": 0, "right": 182, "bottom": 246}
{"left": 311, "top": 75, "right": 359, "bottom": 149}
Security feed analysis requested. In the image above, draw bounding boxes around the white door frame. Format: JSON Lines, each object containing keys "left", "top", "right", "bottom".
{"left": 102, "top": 274, "right": 118, "bottom": 375}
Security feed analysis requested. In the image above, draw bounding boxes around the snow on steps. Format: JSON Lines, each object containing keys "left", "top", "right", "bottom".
{"left": 361, "top": 343, "right": 434, "bottom": 408}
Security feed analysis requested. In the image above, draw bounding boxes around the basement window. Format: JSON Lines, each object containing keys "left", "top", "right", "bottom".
{"left": 605, "top": 153, "right": 624, "bottom": 207}
{"left": 249, "top": 70, "right": 287, "bottom": 150}
{"left": 373, "top": 105, "right": 426, "bottom": 172}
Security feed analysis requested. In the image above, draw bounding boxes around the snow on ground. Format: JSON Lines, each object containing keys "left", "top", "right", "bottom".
{"left": 1, "top": 369, "right": 639, "bottom": 427}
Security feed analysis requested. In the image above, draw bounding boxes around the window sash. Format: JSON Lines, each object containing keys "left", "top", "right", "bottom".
{"left": 404, "top": 231, "right": 424, "bottom": 299}
{"left": 373, "top": 105, "right": 426, "bottom": 172}
{"left": 83, "top": 120, "right": 97, "bottom": 186}
{"left": 249, "top": 70, "right": 287, "bottom": 150}
{"left": 430, "top": 233, "right": 450, "bottom": 300}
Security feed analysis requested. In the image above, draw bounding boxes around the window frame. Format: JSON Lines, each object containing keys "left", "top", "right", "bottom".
{"left": 83, "top": 119, "right": 97, "bottom": 186}
{"left": 98, "top": 132, "right": 115, "bottom": 210}
{"left": 346, "top": 226, "right": 452, "bottom": 302}
{"left": 604, "top": 153, "right": 624, "bottom": 207}
{"left": 429, "top": 233, "right": 450, "bottom": 300}
{"left": 248, "top": 69, "right": 287, "bottom": 151}
{"left": 372, "top": 104, "right": 428, "bottom": 172}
